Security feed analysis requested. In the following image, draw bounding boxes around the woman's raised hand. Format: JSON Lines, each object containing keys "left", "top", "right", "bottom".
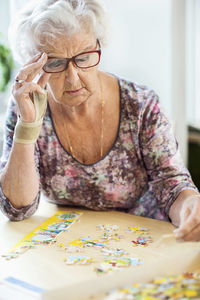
{"left": 12, "top": 53, "right": 50, "bottom": 123}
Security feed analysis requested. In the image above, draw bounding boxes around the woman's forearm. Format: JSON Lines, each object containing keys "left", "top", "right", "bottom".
{"left": 0, "top": 142, "right": 39, "bottom": 208}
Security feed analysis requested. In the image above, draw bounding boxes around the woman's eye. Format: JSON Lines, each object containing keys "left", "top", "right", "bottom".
{"left": 48, "top": 59, "right": 65, "bottom": 68}
{"left": 76, "top": 55, "right": 89, "bottom": 63}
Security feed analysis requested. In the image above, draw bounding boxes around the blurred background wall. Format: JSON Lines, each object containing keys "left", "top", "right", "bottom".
{"left": 100, "top": 0, "right": 187, "bottom": 163}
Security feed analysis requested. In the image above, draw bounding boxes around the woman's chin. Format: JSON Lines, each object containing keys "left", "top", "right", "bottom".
{"left": 61, "top": 93, "right": 88, "bottom": 108}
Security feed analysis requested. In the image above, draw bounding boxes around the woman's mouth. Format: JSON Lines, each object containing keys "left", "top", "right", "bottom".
{"left": 65, "top": 87, "right": 83, "bottom": 95}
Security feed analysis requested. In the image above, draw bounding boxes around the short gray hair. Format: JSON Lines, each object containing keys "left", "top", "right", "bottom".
{"left": 8, "top": 0, "right": 109, "bottom": 64}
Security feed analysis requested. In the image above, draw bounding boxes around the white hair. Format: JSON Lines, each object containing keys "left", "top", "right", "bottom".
{"left": 8, "top": 0, "right": 109, "bottom": 64}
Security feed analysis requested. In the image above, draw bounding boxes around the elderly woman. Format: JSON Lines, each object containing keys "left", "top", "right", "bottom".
{"left": 0, "top": 0, "right": 200, "bottom": 241}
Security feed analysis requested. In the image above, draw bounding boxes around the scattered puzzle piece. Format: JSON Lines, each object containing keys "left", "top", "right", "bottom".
{"left": 127, "top": 226, "right": 149, "bottom": 234}
{"left": 95, "top": 257, "right": 143, "bottom": 274}
{"left": 64, "top": 255, "right": 95, "bottom": 265}
{"left": 100, "top": 232, "right": 124, "bottom": 241}
{"left": 1, "top": 252, "right": 19, "bottom": 260}
{"left": 132, "top": 236, "right": 153, "bottom": 246}
{"left": 101, "top": 248, "right": 128, "bottom": 257}
{"left": 64, "top": 245, "right": 82, "bottom": 253}
{"left": 97, "top": 224, "right": 119, "bottom": 232}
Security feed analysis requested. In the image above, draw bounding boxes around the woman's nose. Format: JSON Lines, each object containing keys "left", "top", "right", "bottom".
{"left": 64, "top": 61, "right": 79, "bottom": 84}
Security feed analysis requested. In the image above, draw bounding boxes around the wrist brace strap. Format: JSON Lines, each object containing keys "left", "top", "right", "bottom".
{"left": 14, "top": 91, "right": 48, "bottom": 144}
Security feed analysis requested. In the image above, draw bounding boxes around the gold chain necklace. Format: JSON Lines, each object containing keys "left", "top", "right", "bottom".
{"left": 62, "top": 81, "right": 105, "bottom": 162}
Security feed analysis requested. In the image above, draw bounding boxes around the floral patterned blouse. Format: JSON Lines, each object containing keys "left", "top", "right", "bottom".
{"left": 0, "top": 77, "right": 197, "bottom": 221}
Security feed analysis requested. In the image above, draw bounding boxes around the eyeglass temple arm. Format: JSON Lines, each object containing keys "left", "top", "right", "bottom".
{"left": 97, "top": 39, "right": 101, "bottom": 50}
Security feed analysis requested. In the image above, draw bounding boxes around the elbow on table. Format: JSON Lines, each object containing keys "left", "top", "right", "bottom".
{"left": 0, "top": 191, "right": 40, "bottom": 221}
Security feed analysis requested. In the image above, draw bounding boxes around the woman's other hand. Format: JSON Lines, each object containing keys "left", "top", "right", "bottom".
{"left": 12, "top": 53, "right": 50, "bottom": 123}
{"left": 174, "top": 195, "right": 200, "bottom": 241}
{"left": 169, "top": 190, "right": 200, "bottom": 241}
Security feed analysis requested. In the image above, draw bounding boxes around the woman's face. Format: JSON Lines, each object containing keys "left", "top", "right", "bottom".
{"left": 44, "top": 31, "right": 101, "bottom": 108}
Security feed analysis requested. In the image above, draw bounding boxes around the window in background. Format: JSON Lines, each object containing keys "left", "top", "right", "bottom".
{"left": 186, "top": 0, "right": 200, "bottom": 190}
{"left": 102, "top": 0, "right": 188, "bottom": 163}
{"left": 186, "top": 0, "right": 200, "bottom": 128}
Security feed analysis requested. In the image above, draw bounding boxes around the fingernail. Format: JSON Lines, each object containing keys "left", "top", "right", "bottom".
{"left": 39, "top": 53, "right": 46, "bottom": 61}
{"left": 177, "top": 238, "right": 184, "bottom": 243}
{"left": 175, "top": 233, "right": 184, "bottom": 240}
{"left": 174, "top": 230, "right": 181, "bottom": 236}
{"left": 173, "top": 230, "right": 183, "bottom": 238}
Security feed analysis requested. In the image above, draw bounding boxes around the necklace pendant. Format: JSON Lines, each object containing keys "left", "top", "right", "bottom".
{"left": 69, "top": 145, "right": 73, "bottom": 154}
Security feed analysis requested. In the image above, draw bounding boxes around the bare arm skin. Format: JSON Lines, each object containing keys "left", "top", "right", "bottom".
{"left": 0, "top": 53, "right": 50, "bottom": 209}
{"left": 1, "top": 143, "right": 39, "bottom": 208}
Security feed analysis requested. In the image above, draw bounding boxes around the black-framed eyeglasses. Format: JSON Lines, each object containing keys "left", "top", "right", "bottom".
{"left": 43, "top": 40, "right": 101, "bottom": 73}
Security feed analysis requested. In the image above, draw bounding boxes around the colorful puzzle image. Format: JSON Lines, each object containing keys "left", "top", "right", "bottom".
{"left": 2, "top": 211, "right": 81, "bottom": 260}
{"left": 103, "top": 272, "right": 200, "bottom": 299}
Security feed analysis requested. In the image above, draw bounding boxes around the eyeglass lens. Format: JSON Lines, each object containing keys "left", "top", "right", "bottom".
{"left": 44, "top": 51, "right": 100, "bottom": 73}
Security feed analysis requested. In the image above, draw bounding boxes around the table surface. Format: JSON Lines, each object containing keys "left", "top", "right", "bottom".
{"left": 0, "top": 196, "right": 200, "bottom": 300}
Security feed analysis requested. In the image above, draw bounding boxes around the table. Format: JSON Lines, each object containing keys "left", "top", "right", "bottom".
{"left": 0, "top": 196, "right": 200, "bottom": 300}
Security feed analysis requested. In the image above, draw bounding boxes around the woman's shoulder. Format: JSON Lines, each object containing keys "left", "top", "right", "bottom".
{"left": 114, "top": 76, "right": 159, "bottom": 113}
{"left": 118, "top": 77, "right": 157, "bottom": 99}
{"left": 103, "top": 72, "right": 158, "bottom": 103}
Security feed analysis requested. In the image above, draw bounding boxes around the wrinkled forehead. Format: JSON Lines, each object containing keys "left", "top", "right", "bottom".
{"left": 37, "top": 27, "right": 97, "bottom": 57}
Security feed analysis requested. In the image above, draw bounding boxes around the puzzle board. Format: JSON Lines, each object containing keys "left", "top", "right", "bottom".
{"left": 1, "top": 204, "right": 200, "bottom": 299}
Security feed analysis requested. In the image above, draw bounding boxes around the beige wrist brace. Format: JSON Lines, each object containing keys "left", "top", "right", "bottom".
{"left": 14, "top": 91, "right": 48, "bottom": 144}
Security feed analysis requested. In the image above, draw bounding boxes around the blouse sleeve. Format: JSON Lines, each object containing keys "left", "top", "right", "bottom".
{"left": 139, "top": 89, "right": 198, "bottom": 217}
{"left": 0, "top": 98, "right": 41, "bottom": 221}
